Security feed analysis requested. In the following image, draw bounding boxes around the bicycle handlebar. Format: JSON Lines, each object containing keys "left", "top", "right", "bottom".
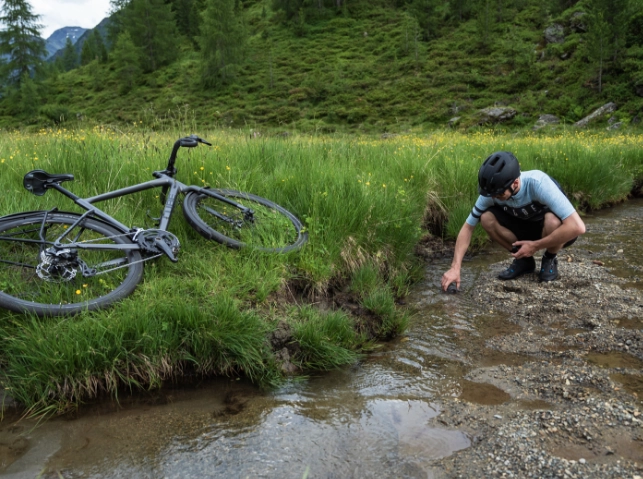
{"left": 165, "top": 134, "right": 212, "bottom": 175}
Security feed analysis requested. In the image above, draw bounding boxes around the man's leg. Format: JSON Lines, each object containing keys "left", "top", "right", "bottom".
{"left": 480, "top": 211, "right": 517, "bottom": 251}
{"left": 480, "top": 211, "right": 535, "bottom": 280}
{"left": 542, "top": 212, "right": 565, "bottom": 254}
{"left": 539, "top": 212, "right": 566, "bottom": 282}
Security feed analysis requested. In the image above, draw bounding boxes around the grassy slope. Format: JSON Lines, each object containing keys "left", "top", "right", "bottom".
{"left": 8, "top": 0, "right": 641, "bottom": 132}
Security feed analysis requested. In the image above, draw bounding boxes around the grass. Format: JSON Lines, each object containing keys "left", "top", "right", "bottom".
{"left": 0, "top": 126, "right": 641, "bottom": 413}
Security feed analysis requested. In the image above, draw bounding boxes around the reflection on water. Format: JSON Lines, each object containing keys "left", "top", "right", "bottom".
{"left": 1, "top": 199, "right": 642, "bottom": 478}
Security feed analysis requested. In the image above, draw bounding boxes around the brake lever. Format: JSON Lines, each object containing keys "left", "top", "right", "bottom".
{"left": 186, "top": 134, "right": 212, "bottom": 146}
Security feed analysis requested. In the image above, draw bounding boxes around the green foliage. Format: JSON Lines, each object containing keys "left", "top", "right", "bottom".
{"left": 120, "top": 0, "right": 180, "bottom": 72}
{"left": 61, "top": 38, "right": 78, "bottom": 71}
{"left": 172, "top": 0, "right": 205, "bottom": 45}
{"left": 199, "top": 0, "right": 248, "bottom": 87}
{"left": 292, "top": 306, "right": 363, "bottom": 370}
{"left": 0, "top": 0, "right": 46, "bottom": 86}
{"left": 1, "top": 0, "right": 643, "bottom": 131}
{"left": 17, "top": 72, "right": 39, "bottom": 118}
{"left": 39, "top": 103, "right": 71, "bottom": 124}
{"left": 81, "top": 30, "right": 108, "bottom": 65}
{"left": 111, "top": 31, "right": 142, "bottom": 93}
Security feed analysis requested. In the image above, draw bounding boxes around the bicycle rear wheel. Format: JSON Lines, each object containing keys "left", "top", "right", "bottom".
{"left": 0, "top": 211, "right": 144, "bottom": 316}
{"left": 183, "top": 189, "right": 307, "bottom": 253}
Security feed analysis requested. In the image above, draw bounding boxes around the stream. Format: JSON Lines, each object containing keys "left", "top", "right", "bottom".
{"left": 0, "top": 199, "right": 641, "bottom": 479}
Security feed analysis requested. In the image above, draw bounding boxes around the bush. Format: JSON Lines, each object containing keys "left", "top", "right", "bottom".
{"left": 39, "top": 104, "right": 72, "bottom": 124}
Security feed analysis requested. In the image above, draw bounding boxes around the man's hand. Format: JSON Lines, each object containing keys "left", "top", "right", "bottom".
{"left": 511, "top": 240, "right": 538, "bottom": 258}
{"left": 441, "top": 268, "right": 460, "bottom": 291}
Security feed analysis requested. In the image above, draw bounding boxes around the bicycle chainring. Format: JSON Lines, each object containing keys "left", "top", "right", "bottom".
{"left": 134, "top": 229, "right": 181, "bottom": 260}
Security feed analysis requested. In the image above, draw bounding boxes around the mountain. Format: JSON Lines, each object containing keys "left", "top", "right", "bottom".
{"left": 47, "top": 18, "right": 111, "bottom": 63}
{"left": 45, "top": 27, "right": 87, "bottom": 59}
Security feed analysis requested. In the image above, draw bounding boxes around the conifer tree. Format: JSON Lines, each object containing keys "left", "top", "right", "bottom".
{"left": 120, "top": 0, "right": 179, "bottom": 72}
{"left": 199, "top": 0, "right": 247, "bottom": 87}
{"left": 585, "top": 0, "right": 631, "bottom": 93}
{"left": 18, "top": 70, "right": 38, "bottom": 116}
{"left": 111, "top": 31, "right": 141, "bottom": 92}
{"left": 171, "top": 0, "right": 204, "bottom": 46}
{"left": 80, "top": 34, "right": 96, "bottom": 65}
{"left": 81, "top": 30, "right": 109, "bottom": 65}
{"left": 0, "top": 0, "right": 46, "bottom": 86}
{"left": 62, "top": 37, "right": 78, "bottom": 71}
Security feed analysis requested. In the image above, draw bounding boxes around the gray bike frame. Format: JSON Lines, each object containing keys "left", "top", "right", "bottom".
{"left": 46, "top": 171, "right": 244, "bottom": 252}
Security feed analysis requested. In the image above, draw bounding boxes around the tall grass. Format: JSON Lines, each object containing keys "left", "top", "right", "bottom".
{"left": 0, "top": 126, "right": 641, "bottom": 412}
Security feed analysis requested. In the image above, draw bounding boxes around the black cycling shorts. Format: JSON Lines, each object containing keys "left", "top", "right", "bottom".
{"left": 486, "top": 206, "right": 577, "bottom": 247}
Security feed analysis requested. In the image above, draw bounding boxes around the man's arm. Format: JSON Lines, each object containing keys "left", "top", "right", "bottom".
{"left": 513, "top": 212, "right": 586, "bottom": 258}
{"left": 441, "top": 222, "right": 476, "bottom": 291}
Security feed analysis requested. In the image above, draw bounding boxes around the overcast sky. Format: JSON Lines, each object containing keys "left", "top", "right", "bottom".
{"left": 32, "top": 0, "right": 112, "bottom": 39}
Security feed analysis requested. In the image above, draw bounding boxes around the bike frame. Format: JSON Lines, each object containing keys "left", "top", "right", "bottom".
{"left": 43, "top": 170, "right": 249, "bottom": 253}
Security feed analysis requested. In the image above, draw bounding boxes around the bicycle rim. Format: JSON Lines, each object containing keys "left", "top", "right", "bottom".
{"left": 0, "top": 212, "right": 144, "bottom": 316}
{"left": 183, "top": 190, "right": 307, "bottom": 253}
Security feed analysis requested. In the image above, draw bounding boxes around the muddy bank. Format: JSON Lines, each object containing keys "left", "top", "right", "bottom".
{"left": 427, "top": 244, "right": 643, "bottom": 478}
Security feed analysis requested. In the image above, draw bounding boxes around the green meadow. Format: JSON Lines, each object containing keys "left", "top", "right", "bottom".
{"left": 0, "top": 127, "right": 641, "bottom": 414}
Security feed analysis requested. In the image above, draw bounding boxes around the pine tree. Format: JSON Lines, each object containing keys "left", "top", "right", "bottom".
{"left": 81, "top": 30, "right": 109, "bottom": 65}
{"left": 93, "top": 30, "right": 108, "bottom": 62}
{"left": 61, "top": 37, "right": 78, "bottom": 71}
{"left": 585, "top": 0, "right": 632, "bottom": 93}
{"left": 171, "top": 0, "right": 204, "bottom": 46}
{"left": 121, "top": 0, "right": 179, "bottom": 72}
{"left": 0, "top": 0, "right": 46, "bottom": 86}
{"left": 199, "top": 0, "right": 247, "bottom": 87}
{"left": 111, "top": 31, "right": 141, "bottom": 92}
{"left": 18, "top": 70, "right": 38, "bottom": 117}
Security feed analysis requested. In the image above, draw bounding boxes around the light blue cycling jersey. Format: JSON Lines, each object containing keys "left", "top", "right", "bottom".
{"left": 466, "top": 170, "right": 575, "bottom": 227}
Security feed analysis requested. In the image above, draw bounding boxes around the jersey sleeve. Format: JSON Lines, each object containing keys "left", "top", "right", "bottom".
{"left": 534, "top": 176, "right": 576, "bottom": 220}
{"left": 465, "top": 195, "right": 495, "bottom": 226}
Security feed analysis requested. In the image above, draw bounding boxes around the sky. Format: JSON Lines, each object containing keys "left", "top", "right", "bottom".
{"left": 31, "top": 0, "right": 112, "bottom": 39}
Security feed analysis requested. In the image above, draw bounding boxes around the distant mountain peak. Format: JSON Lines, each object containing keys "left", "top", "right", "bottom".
{"left": 45, "top": 26, "right": 88, "bottom": 59}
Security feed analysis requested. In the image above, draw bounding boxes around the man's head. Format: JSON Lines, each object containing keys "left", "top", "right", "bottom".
{"left": 478, "top": 151, "right": 521, "bottom": 198}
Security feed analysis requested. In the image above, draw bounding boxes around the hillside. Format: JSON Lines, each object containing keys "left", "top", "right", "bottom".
{"left": 7, "top": 0, "right": 643, "bottom": 132}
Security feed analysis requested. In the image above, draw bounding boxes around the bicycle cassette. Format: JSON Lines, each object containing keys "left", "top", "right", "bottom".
{"left": 134, "top": 229, "right": 181, "bottom": 262}
{"left": 36, "top": 248, "right": 95, "bottom": 282}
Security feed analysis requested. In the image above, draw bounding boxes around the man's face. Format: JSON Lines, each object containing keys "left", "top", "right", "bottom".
{"left": 492, "top": 178, "right": 519, "bottom": 201}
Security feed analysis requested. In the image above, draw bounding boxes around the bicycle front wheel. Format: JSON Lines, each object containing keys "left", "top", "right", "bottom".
{"left": 183, "top": 189, "right": 307, "bottom": 253}
{"left": 0, "top": 211, "right": 144, "bottom": 316}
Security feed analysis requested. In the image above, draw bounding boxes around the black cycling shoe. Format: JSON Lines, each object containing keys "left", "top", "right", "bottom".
{"left": 539, "top": 255, "right": 558, "bottom": 282}
{"left": 498, "top": 256, "right": 535, "bottom": 280}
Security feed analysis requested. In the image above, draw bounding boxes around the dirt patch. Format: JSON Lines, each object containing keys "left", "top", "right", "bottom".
{"left": 429, "top": 251, "right": 643, "bottom": 478}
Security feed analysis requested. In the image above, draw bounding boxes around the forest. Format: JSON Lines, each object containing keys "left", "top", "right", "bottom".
{"left": 0, "top": 0, "right": 642, "bottom": 131}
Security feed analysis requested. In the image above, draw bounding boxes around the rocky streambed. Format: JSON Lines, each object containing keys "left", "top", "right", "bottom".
{"left": 427, "top": 205, "right": 643, "bottom": 478}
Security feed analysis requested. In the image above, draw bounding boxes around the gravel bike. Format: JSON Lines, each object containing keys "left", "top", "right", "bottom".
{"left": 0, "top": 135, "right": 307, "bottom": 316}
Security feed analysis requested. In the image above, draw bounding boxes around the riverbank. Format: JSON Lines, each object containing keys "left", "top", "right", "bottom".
{"left": 427, "top": 204, "right": 643, "bottom": 478}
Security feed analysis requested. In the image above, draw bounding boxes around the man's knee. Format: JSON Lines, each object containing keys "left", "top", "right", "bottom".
{"left": 542, "top": 213, "right": 562, "bottom": 236}
{"left": 480, "top": 211, "right": 496, "bottom": 232}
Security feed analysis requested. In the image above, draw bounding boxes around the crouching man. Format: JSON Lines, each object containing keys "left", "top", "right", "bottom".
{"left": 441, "top": 151, "right": 586, "bottom": 291}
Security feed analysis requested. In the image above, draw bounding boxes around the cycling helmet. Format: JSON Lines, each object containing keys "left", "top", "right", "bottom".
{"left": 477, "top": 151, "right": 520, "bottom": 197}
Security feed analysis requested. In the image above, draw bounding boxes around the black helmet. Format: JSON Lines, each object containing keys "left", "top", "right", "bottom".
{"left": 478, "top": 151, "right": 520, "bottom": 197}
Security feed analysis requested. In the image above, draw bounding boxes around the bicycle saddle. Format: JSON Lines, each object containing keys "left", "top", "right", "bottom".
{"left": 24, "top": 170, "right": 75, "bottom": 196}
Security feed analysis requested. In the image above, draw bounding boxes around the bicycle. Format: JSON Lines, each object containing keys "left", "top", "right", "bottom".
{"left": 0, "top": 135, "right": 307, "bottom": 317}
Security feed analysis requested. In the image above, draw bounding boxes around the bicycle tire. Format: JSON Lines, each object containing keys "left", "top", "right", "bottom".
{"left": 0, "top": 211, "right": 144, "bottom": 316}
{"left": 182, "top": 189, "right": 308, "bottom": 253}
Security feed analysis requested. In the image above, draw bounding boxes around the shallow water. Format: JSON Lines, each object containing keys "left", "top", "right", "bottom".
{"left": 1, "top": 199, "right": 642, "bottom": 479}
